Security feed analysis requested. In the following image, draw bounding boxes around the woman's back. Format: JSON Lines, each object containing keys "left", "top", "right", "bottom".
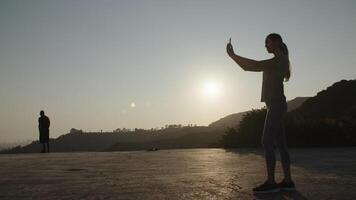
{"left": 261, "top": 54, "right": 289, "bottom": 103}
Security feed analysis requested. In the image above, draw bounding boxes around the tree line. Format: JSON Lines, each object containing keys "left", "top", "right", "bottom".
{"left": 221, "top": 79, "right": 356, "bottom": 147}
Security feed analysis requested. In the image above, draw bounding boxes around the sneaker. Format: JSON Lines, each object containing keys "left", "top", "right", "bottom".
{"left": 277, "top": 179, "right": 296, "bottom": 191}
{"left": 253, "top": 181, "right": 280, "bottom": 194}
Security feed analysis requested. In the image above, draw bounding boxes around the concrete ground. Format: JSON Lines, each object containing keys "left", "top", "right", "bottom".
{"left": 0, "top": 148, "right": 355, "bottom": 200}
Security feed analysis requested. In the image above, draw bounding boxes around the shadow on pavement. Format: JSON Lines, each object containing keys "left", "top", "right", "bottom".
{"left": 254, "top": 190, "right": 308, "bottom": 200}
{"left": 224, "top": 148, "right": 356, "bottom": 177}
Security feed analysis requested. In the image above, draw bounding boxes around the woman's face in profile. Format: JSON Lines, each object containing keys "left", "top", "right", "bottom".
{"left": 265, "top": 37, "right": 275, "bottom": 53}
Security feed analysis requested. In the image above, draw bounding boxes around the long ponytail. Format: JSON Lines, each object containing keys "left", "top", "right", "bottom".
{"left": 281, "top": 42, "right": 290, "bottom": 82}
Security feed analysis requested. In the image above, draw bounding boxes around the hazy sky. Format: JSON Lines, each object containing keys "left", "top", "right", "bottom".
{"left": 1, "top": 0, "right": 355, "bottom": 142}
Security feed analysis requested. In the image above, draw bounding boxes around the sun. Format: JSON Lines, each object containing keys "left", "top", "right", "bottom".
{"left": 202, "top": 80, "right": 220, "bottom": 98}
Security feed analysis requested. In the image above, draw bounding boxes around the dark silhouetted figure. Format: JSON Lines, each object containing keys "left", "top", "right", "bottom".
{"left": 38, "top": 110, "right": 50, "bottom": 153}
{"left": 227, "top": 33, "right": 295, "bottom": 193}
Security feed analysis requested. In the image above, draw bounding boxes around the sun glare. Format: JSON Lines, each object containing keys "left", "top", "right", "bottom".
{"left": 203, "top": 81, "right": 220, "bottom": 98}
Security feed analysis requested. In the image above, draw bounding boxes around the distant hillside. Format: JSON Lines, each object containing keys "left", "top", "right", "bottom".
{"left": 0, "top": 93, "right": 318, "bottom": 153}
{"left": 209, "top": 97, "right": 309, "bottom": 130}
{"left": 0, "top": 140, "right": 32, "bottom": 151}
{"left": 208, "top": 112, "right": 248, "bottom": 129}
{"left": 222, "top": 79, "right": 356, "bottom": 147}
{"left": 293, "top": 80, "right": 356, "bottom": 119}
{"left": 287, "top": 97, "right": 310, "bottom": 112}
{"left": 107, "top": 127, "right": 221, "bottom": 151}
{"left": 1, "top": 126, "right": 224, "bottom": 154}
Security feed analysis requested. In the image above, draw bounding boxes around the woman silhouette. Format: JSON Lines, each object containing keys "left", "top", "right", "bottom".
{"left": 226, "top": 33, "right": 295, "bottom": 193}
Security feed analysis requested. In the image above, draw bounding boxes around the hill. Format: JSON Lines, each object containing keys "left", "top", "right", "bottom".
{"left": 287, "top": 97, "right": 310, "bottom": 111}
{"left": 208, "top": 112, "right": 248, "bottom": 129}
{"left": 293, "top": 80, "right": 356, "bottom": 119}
{"left": 1, "top": 126, "right": 224, "bottom": 153}
{"left": 208, "top": 97, "right": 309, "bottom": 130}
{"left": 222, "top": 79, "right": 356, "bottom": 147}
{"left": 1, "top": 95, "right": 312, "bottom": 153}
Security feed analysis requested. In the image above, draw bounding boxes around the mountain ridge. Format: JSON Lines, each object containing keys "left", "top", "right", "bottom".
{"left": 1, "top": 96, "right": 309, "bottom": 154}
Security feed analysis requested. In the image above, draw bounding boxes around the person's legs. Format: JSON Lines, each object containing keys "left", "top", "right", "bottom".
{"left": 45, "top": 130, "right": 49, "bottom": 153}
{"left": 255, "top": 100, "right": 294, "bottom": 193}
{"left": 277, "top": 141, "right": 292, "bottom": 183}
{"left": 41, "top": 143, "right": 46, "bottom": 153}
{"left": 265, "top": 149, "right": 276, "bottom": 184}
{"left": 253, "top": 106, "right": 279, "bottom": 193}
{"left": 274, "top": 102, "right": 292, "bottom": 182}
{"left": 262, "top": 104, "right": 276, "bottom": 184}
{"left": 277, "top": 134, "right": 295, "bottom": 191}
{"left": 277, "top": 134, "right": 292, "bottom": 181}
{"left": 46, "top": 142, "right": 50, "bottom": 153}
{"left": 263, "top": 101, "right": 291, "bottom": 182}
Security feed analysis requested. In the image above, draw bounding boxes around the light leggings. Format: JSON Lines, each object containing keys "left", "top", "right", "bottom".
{"left": 262, "top": 100, "right": 290, "bottom": 165}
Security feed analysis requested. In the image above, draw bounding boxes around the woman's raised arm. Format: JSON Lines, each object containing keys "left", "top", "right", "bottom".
{"left": 227, "top": 42, "right": 278, "bottom": 72}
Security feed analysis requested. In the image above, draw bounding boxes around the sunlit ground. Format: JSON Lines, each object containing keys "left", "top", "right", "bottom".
{"left": 0, "top": 148, "right": 355, "bottom": 199}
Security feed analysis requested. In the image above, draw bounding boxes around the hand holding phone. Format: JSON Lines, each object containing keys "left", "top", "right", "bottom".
{"left": 226, "top": 37, "right": 234, "bottom": 57}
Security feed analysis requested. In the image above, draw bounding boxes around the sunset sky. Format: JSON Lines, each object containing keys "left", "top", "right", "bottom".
{"left": 1, "top": 0, "right": 355, "bottom": 142}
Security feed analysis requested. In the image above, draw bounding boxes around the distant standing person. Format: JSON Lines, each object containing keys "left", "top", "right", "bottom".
{"left": 226, "top": 33, "right": 295, "bottom": 193}
{"left": 38, "top": 110, "right": 50, "bottom": 153}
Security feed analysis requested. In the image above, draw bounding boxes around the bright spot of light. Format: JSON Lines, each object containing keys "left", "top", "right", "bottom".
{"left": 202, "top": 80, "right": 220, "bottom": 98}
{"left": 130, "top": 102, "right": 136, "bottom": 108}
